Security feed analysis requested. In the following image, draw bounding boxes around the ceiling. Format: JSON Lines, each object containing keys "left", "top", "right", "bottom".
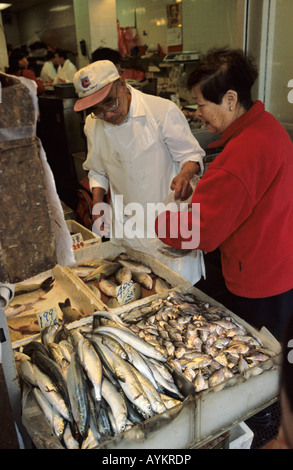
{"left": 1, "top": 0, "right": 50, "bottom": 14}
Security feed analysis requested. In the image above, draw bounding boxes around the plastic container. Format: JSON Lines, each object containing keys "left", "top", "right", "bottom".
{"left": 229, "top": 422, "right": 254, "bottom": 449}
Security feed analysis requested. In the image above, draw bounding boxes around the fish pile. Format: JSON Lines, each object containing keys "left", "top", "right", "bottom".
{"left": 70, "top": 254, "right": 171, "bottom": 308}
{"left": 15, "top": 311, "right": 184, "bottom": 449}
{"left": 119, "top": 291, "right": 277, "bottom": 393}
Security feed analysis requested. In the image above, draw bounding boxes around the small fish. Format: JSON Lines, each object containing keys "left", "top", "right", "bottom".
{"left": 84, "top": 262, "right": 121, "bottom": 282}
{"left": 132, "top": 272, "right": 153, "bottom": 290}
{"left": 70, "top": 266, "right": 97, "bottom": 278}
{"left": 115, "top": 266, "right": 132, "bottom": 285}
{"left": 118, "top": 257, "right": 152, "bottom": 274}
{"left": 155, "top": 278, "right": 171, "bottom": 294}
{"left": 58, "top": 298, "right": 85, "bottom": 324}
{"left": 99, "top": 279, "right": 118, "bottom": 298}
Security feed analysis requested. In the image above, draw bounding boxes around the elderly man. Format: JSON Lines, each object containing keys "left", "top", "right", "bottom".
{"left": 73, "top": 60, "right": 205, "bottom": 283}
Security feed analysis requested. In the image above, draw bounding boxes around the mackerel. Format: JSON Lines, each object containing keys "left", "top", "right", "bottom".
{"left": 93, "top": 325, "right": 167, "bottom": 362}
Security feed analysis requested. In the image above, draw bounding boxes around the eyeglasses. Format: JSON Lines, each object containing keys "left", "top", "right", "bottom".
{"left": 90, "top": 82, "right": 120, "bottom": 119}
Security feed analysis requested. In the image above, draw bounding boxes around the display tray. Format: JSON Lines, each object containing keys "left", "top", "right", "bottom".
{"left": 6, "top": 264, "right": 105, "bottom": 347}
{"left": 15, "top": 280, "right": 281, "bottom": 449}
{"left": 69, "top": 241, "right": 190, "bottom": 309}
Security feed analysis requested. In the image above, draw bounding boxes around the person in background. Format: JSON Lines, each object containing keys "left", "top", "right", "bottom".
{"left": 91, "top": 47, "right": 122, "bottom": 74}
{"left": 53, "top": 49, "right": 77, "bottom": 83}
{"left": 155, "top": 47, "right": 293, "bottom": 426}
{"left": 40, "top": 51, "right": 57, "bottom": 84}
{"left": 7, "top": 48, "right": 44, "bottom": 95}
{"left": 73, "top": 60, "right": 205, "bottom": 284}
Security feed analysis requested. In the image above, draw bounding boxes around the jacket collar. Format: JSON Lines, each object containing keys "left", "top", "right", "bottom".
{"left": 208, "top": 100, "right": 265, "bottom": 149}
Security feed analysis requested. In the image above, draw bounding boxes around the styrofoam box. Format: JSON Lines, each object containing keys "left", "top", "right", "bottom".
{"left": 66, "top": 220, "right": 101, "bottom": 247}
{"left": 229, "top": 422, "right": 254, "bottom": 449}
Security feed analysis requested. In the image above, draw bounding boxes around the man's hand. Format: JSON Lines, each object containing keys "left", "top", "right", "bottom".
{"left": 170, "top": 161, "right": 200, "bottom": 200}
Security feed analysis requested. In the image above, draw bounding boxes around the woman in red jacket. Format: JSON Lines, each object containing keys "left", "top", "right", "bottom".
{"left": 8, "top": 48, "right": 44, "bottom": 96}
{"left": 156, "top": 47, "right": 293, "bottom": 343}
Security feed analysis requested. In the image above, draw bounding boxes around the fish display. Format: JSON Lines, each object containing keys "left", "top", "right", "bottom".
{"left": 119, "top": 290, "right": 277, "bottom": 392}
{"left": 15, "top": 312, "right": 183, "bottom": 449}
{"left": 71, "top": 255, "right": 171, "bottom": 307}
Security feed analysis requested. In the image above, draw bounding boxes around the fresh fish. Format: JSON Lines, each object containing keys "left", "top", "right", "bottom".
{"left": 146, "top": 359, "right": 183, "bottom": 399}
{"left": 99, "top": 279, "right": 118, "bottom": 298}
{"left": 15, "top": 352, "right": 37, "bottom": 386}
{"left": 32, "top": 363, "right": 72, "bottom": 421}
{"left": 14, "top": 277, "right": 54, "bottom": 295}
{"left": 93, "top": 325, "right": 167, "bottom": 362}
{"left": 7, "top": 314, "right": 40, "bottom": 333}
{"left": 63, "top": 423, "right": 80, "bottom": 449}
{"left": 155, "top": 278, "right": 171, "bottom": 294}
{"left": 76, "top": 336, "right": 103, "bottom": 402}
{"left": 131, "top": 366, "right": 166, "bottom": 414}
{"left": 115, "top": 266, "right": 132, "bottom": 285}
{"left": 67, "top": 352, "right": 89, "bottom": 438}
{"left": 92, "top": 310, "right": 125, "bottom": 326}
{"left": 193, "top": 370, "right": 209, "bottom": 393}
{"left": 101, "top": 377, "right": 128, "bottom": 433}
{"left": 84, "top": 262, "right": 121, "bottom": 282}
{"left": 41, "top": 324, "right": 60, "bottom": 349}
{"left": 32, "top": 387, "right": 66, "bottom": 440}
{"left": 118, "top": 257, "right": 152, "bottom": 274}
{"left": 209, "top": 368, "right": 225, "bottom": 388}
{"left": 92, "top": 333, "right": 128, "bottom": 360}
{"left": 70, "top": 266, "right": 97, "bottom": 278}
{"left": 31, "top": 349, "right": 72, "bottom": 417}
{"left": 132, "top": 272, "right": 153, "bottom": 290}
{"left": 58, "top": 298, "right": 85, "bottom": 324}
{"left": 6, "top": 278, "right": 54, "bottom": 316}
{"left": 123, "top": 342, "right": 158, "bottom": 390}
{"left": 47, "top": 343, "right": 71, "bottom": 380}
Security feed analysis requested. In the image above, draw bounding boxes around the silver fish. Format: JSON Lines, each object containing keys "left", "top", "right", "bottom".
{"left": 32, "top": 388, "right": 66, "bottom": 440}
{"left": 93, "top": 325, "right": 167, "bottom": 362}
{"left": 101, "top": 377, "right": 128, "bottom": 433}
{"left": 76, "top": 336, "right": 103, "bottom": 402}
{"left": 67, "top": 352, "right": 89, "bottom": 438}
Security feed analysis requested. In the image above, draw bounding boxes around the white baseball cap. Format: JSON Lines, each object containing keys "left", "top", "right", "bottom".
{"left": 73, "top": 60, "right": 120, "bottom": 112}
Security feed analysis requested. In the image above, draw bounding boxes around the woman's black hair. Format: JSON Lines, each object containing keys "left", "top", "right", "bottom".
{"left": 7, "top": 48, "right": 27, "bottom": 74}
{"left": 187, "top": 47, "right": 258, "bottom": 110}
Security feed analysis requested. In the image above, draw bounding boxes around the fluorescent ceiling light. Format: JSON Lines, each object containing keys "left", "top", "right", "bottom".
{"left": 49, "top": 5, "right": 71, "bottom": 12}
{"left": 0, "top": 3, "right": 12, "bottom": 10}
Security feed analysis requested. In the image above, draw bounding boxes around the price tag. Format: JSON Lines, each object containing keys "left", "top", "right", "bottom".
{"left": 116, "top": 281, "right": 135, "bottom": 306}
{"left": 71, "top": 233, "right": 85, "bottom": 251}
{"left": 37, "top": 307, "right": 58, "bottom": 330}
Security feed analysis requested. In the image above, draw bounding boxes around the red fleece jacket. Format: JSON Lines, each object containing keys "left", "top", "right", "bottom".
{"left": 155, "top": 101, "right": 293, "bottom": 298}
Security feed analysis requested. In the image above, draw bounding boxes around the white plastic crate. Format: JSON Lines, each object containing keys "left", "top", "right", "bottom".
{"left": 229, "top": 421, "right": 254, "bottom": 449}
